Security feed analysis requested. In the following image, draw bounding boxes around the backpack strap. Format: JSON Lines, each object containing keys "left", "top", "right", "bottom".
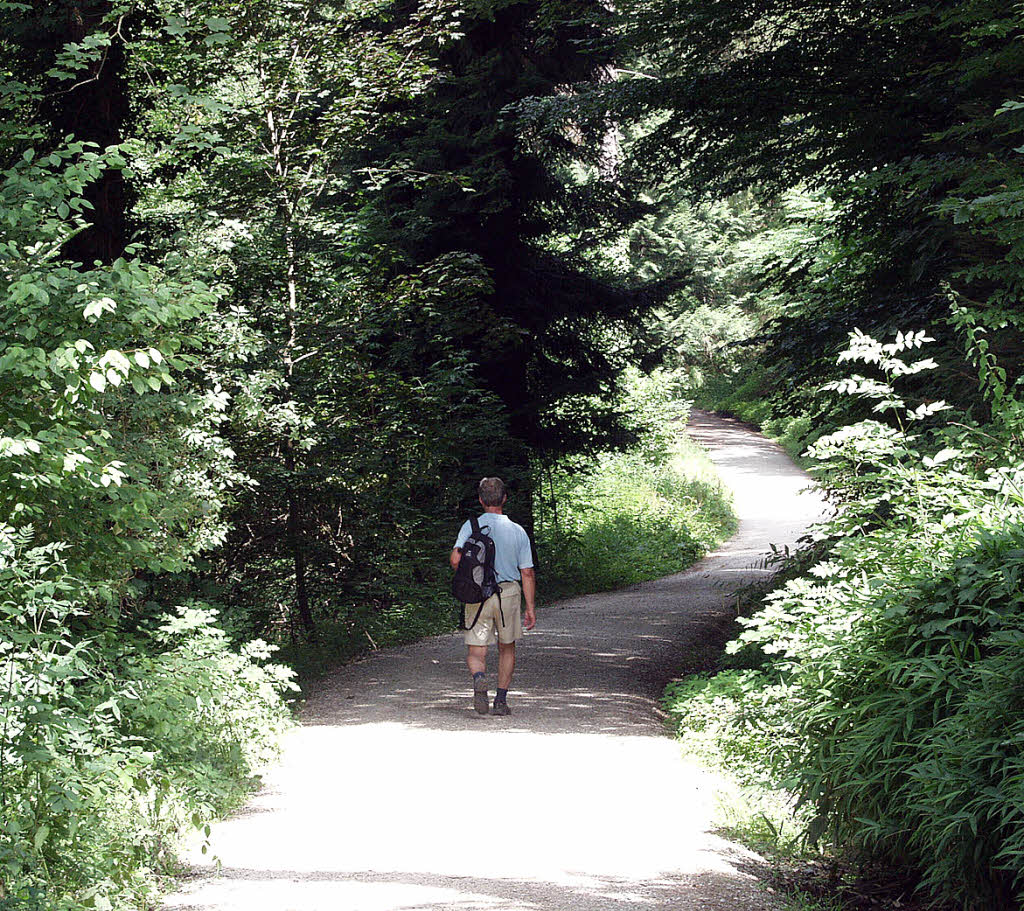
{"left": 470, "top": 514, "right": 481, "bottom": 537}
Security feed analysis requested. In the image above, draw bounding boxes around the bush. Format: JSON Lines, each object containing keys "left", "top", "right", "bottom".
{"left": 729, "top": 502, "right": 1024, "bottom": 906}
{"left": 0, "top": 59, "right": 297, "bottom": 910}
{"left": 665, "top": 328, "right": 1024, "bottom": 907}
{"left": 535, "top": 370, "right": 736, "bottom": 600}
{"left": 0, "top": 528, "right": 296, "bottom": 910}
{"left": 663, "top": 670, "right": 789, "bottom": 786}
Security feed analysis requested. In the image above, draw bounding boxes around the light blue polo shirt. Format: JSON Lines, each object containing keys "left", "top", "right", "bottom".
{"left": 454, "top": 513, "right": 534, "bottom": 583}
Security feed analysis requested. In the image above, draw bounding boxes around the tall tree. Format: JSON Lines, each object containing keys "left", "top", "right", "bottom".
{"left": 128, "top": 0, "right": 508, "bottom": 640}
{"left": 614, "top": 0, "right": 1024, "bottom": 414}
{"left": 357, "top": 0, "right": 663, "bottom": 521}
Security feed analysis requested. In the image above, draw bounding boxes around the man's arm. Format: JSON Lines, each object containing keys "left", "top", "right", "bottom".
{"left": 450, "top": 548, "right": 462, "bottom": 571}
{"left": 520, "top": 566, "right": 536, "bottom": 630}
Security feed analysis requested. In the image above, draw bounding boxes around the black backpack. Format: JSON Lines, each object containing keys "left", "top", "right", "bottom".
{"left": 452, "top": 516, "right": 501, "bottom": 629}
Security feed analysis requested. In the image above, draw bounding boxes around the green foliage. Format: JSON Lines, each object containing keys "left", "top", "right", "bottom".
{"left": 0, "top": 528, "right": 295, "bottom": 910}
{"left": 779, "top": 894, "right": 845, "bottom": 911}
{"left": 535, "top": 370, "right": 736, "bottom": 600}
{"left": 118, "top": 0, "right": 509, "bottom": 649}
{"left": 662, "top": 669, "right": 816, "bottom": 861}
{"left": 0, "top": 157, "right": 236, "bottom": 595}
{"left": 112, "top": 0, "right": 701, "bottom": 658}
{"left": 355, "top": 0, "right": 665, "bottom": 469}
{"left": 664, "top": 670, "right": 788, "bottom": 788}
{"left": 639, "top": 186, "right": 840, "bottom": 462}
{"left": 11, "top": 0, "right": 1024, "bottom": 906}
{"left": 667, "top": 329, "right": 1024, "bottom": 908}
{"left": 0, "top": 29, "right": 296, "bottom": 910}
{"left": 614, "top": 0, "right": 1024, "bottom": 452}
{"left": 668, "top": 304, "right": 757, "bottom": 375}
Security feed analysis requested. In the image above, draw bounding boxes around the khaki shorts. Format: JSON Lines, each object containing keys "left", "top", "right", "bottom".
{"left": 463, "top": 581, "right": 522, "bottom": 646}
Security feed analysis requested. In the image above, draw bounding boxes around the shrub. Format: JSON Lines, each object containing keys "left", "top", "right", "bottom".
{"left": 0, "top": 49, "right": 297, "bottom": 910}
{"left": 536, "top": 370, "right": 736, "bottom": 600}
{"left": 663, "top": 670, "right": 790, "bottom": 787}
{"left": 0, "top": 528, "right": 296, "bottom": 910}
{"left": 667, "top": 328, "right": 1024, "bottom": 907}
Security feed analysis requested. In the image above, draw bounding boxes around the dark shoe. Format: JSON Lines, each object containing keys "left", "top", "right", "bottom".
{"left": 491, "top": 700, "right": 511, "bottom": 716}
{"left": 473, "top": 677, "right": 489, "bottom": 715}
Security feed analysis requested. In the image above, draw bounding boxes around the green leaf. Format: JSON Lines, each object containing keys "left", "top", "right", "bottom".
{"left": 101, "top": 349, "right": 132, "bottom": 374}
{"left": 83, "top": 297, "right": 116, "bottom": 320}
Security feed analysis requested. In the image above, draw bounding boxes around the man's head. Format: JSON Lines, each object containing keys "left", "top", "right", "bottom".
{"left": 478, "top": 476, "right": 506, "bottom": 507}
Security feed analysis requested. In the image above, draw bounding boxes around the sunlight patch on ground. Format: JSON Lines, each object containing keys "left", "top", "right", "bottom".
{"left": 166, "top": 863, "right": 768, "bottom": 911}
{"left": 170, "top": 723, "right": 748, "bottom": 889}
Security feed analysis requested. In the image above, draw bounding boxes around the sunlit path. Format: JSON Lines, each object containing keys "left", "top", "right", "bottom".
{"left": 164, "top": 411, "right": 826, "bottom": 911}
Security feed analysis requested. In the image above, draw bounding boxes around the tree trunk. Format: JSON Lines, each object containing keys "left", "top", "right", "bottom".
{"left": 265, "top": 95, "right": 316, "bottom": 639}
{"left": 284, "top": 440, "right": 316, "bottom": 640}
{"left": 281, "top": 224, "right": 315, "bottom": 640}
{"left": 44, "top": 1, "right": 131, "bottom": 265}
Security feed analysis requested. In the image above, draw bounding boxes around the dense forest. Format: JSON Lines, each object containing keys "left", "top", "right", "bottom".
{"left": 1, "top": 0, "right": 1023, "bottom": 908}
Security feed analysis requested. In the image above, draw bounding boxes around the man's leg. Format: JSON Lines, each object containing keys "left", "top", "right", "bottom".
{"left": 467, "top": 645, "right": 489, "bottom": 714}
{"left": 492, "top": 585, "right": 522, "bottom": 715}
{"left": 497, "top": 641, "right": 516, "bottom": 690}
{"left": 466, "top": 645, "right": 487, "bottom": 677}
{"left": 491, "top": 642, "right": 516, "bottom": 715}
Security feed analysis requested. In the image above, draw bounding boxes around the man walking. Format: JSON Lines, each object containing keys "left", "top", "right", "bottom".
{"left": 450, "top": 477, "right": 536, "bottom": 715}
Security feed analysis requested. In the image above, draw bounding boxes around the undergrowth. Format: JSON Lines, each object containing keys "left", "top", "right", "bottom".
{"left": 535, "top": 370, "right": 736, "bottom": 601}
{"left": 0, "top": 533, "right": 297, "bottom": 910}
{"left": 663, "top": 324, "right": 1024, "bottom": 910}
{"left": 276, "top": 588, "right": 455, "bottom": 682}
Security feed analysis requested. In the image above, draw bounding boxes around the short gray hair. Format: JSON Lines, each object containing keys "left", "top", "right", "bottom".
{"left": 478, "top": 477, "right": 506, "bottom": 506}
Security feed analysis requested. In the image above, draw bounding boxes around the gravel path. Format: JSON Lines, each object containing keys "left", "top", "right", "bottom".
{"left": 164, "top": 410, "right": 826, "bottom": 911}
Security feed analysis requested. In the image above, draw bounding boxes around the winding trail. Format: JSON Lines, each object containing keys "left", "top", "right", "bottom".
{"left": 165, "top": 411, "right": 826, "bottom": 911}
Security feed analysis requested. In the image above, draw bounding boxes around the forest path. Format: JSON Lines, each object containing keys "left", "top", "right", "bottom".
{"left": 164, "top": 411, "right": 825, "bottom": 911}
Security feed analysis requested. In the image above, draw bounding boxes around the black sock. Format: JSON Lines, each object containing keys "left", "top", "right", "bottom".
{"left": 473, "top": 671, "right": 485, "bottom": 682}
{"left": 495, "top": 688, "right": 508, "bottom": 703}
